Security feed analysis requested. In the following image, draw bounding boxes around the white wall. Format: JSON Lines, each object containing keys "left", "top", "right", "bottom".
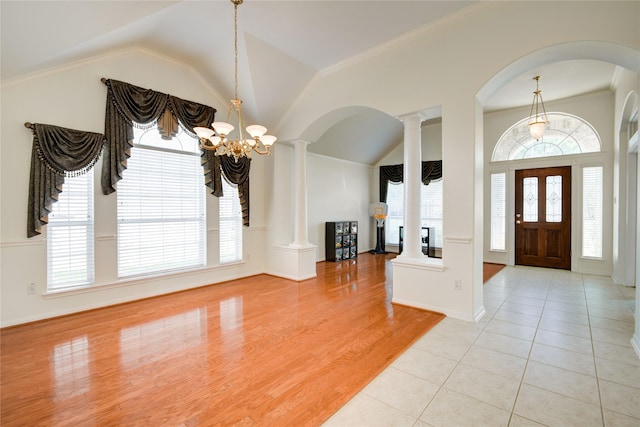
{"left": 0, "top": 49, "right": 269, "bottom": 326}
{"left": 612, "top": 67, "right": 640, "bottom": 357}
{"left": 612, "top": 68, "right": 639, "bottom": 287}
{"left": 273, "top": 0, "right": 639, "bottom": 321}
{"left": 378, "top": 121, "right": 443, "bottom": 166}
{"left": 483, "top": 90, "right": 615, "bottom": 276}
{"left": 307, "top": 153, "right": 373, "bottom": 261}
{"left": 3, "top": 1, "right": 639, "bottom": 329}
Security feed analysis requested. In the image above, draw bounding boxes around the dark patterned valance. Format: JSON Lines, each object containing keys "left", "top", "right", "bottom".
{"left": 26, "top": 122, "right": 105, "bottom": 237}
{"left": 379, "top": 164, "right": 404, "bottom": 202}
{"left": 202, "top": 151, "right": 251, "bottom": 227}
{"left": 421, "top": 161, "right": 443, "bottom": 186}
{"left": 101, "top": 78, "right": 217, "bottom": 194}
{"left": 379, "top": 160, "right": 442, "bottom": 202}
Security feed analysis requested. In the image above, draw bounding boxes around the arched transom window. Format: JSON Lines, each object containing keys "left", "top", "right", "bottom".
{"left": 492, "top": 112, "right": 601, "bottom": 162}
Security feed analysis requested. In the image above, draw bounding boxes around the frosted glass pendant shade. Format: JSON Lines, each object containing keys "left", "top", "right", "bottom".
{"left": 212, "top": 122, "right": 234, "bottom": 136}
{"left": 194, "top": 127, "right": 214, "bottom": 139}
{"left": 261, "top": 135, "right": 277, "bottom": 146}
{"left": 246, "top": 125, "right": 267, "bottom": 138}
{"left": 529, "top": 121, "right": 546, "bottom": 140}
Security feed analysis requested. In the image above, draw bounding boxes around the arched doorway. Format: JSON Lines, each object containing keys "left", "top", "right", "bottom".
{"left": 477, "top": 40, "right": 639, "bottom": 356}
{"left": 491, "top": 112, "right": 603, "bottom": 270}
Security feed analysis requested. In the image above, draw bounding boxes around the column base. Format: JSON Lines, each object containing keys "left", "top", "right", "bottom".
{"left": 266, "top": 244, "right": 317, "bottom": 281}
{"left": 391, "top": 256, "right": 484, "bottom": 322}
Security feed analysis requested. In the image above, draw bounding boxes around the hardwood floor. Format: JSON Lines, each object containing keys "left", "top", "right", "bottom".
{"left": 483, "top": 262, "right": 506, "bottom": 283}
{"left": 1, "top": 253, "right": 444, "bottom": 426}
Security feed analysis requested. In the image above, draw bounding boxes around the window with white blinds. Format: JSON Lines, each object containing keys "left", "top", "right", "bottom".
{"left": 490, "top": 173, "right": 506, "bottom": 251}
{"left": 219, "top": 178, "right": 242, "bottom": 263}
{"left": 420, "top": 179, "right": 443, "bottom": 248}
{"left": 385, "top": 182, "right": 404, "bottom": 245}
{"left": 47, "top": 169, "right": 94, "bottom": 290}
{"left": 582, "top": 166, "right": 603, "bottom": 258}
{"left": 384, "top": 180, "right": 443, "bottom": 248}
{"left": 117, "top": 126, "right": 206, "bottom": 278}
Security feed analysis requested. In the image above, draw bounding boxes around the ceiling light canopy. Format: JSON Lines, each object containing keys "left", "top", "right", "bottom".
{"left": 194, "top": 0, "right": 276, "bottom": 162}
{"left": 528, "top": 75, "right": 548, "bottom": 141}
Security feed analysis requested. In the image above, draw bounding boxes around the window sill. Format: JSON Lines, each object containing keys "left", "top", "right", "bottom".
{"left": 580, "top": 256, "right": 605, "bottom": 262}
{"left": 43, "top": 262, "right": 245, "bottom": 299}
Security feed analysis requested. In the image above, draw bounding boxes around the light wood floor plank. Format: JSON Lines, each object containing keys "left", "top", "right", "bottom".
{"left": 1, "top": 253, "right": 444, "bottom": 426}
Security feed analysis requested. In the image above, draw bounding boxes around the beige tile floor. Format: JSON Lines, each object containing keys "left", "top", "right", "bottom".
{"left": 323, "top": 266, "right": 639, "bottom": 427}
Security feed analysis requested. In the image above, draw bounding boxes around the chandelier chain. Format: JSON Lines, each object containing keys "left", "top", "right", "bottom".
{"left": 234, "top": 1, "right": 239, "bottom": 101}
{"left": 193, "top": 0, "right": 276, "bottom": 161}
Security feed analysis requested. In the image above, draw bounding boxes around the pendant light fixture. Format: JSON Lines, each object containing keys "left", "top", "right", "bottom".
{"left": 528, "top": 75, "right": 548, "bottom": 140}
{"left": 194, "top": 0, "right": 276, "bottom": 161}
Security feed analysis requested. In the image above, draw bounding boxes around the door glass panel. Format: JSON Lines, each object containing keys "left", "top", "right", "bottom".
{"left": 546, "top": 175, "right": 562, "bottom": 222}
{"left": 523, "top": 177, "right": 538, "bottom": 222}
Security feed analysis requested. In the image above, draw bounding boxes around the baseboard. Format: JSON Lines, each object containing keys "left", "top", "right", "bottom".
{"left": 632, "top": 334, "right": 640, "bottom": 360}
{"left": 391, "top": 297, "right": 480, "bottom": 322}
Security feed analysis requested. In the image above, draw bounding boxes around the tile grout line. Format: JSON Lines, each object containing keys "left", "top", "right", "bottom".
{"left": 417, "top": 272, "right": 519, "bottom": 425}
{"left": 506, "top": 272, "right": 552, "bottom": 427}
{"left": 583, "top": 275, "right": 608, "bottom": 427}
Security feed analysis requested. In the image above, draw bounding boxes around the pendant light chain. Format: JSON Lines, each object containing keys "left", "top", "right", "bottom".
{"left": 528, "top": 75, "right": 548, "bottom": 141}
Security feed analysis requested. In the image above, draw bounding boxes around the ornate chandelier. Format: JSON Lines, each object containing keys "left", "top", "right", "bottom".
{"left": 528, "top": 75, "right": 548, "bottom": 141}
{"left": 194, "top": 0, "right": 276, "bottom": 161}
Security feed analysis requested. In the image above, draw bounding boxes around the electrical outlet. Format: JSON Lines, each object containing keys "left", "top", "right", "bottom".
{"left": 454, "top": 280, "right": 462, "bottom": 291}
{"left": 27, "top": 282, "right": 37, "bottom": 295}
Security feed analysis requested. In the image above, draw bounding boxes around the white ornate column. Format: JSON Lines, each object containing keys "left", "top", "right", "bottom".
{"left": 267, "top": 139, "right": 317, "bottom": 281}
{"left": 398, "top": 112, "right": 426, "bottom": 259}
{"left": 291, "top": 139, "right": 310, "bottom": 247}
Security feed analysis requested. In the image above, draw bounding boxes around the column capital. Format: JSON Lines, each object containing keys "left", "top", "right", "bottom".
{"left": 397, "top": 106, "right": 442, "bottom": 125}
{"left": 397, "top": 111, "right": 428, "bottom": 125}
{"left": 290, "top": 139, "right": 313, "bottom": 149}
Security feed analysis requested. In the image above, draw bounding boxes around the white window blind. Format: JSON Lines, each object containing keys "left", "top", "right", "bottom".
{"left": 490, "top": 173, "right": 506, "bottom": 251}
{"left": 582, "top": 166, "right": 603, "bottom": 258}
{"left": 420, "top": 179, "right": 443, "bottom": 248}
{"left": 384, "top": 180, "right": 443, "bottom": 248}
{"left": 385, "top": 182, "right": 404, "bottom": 245}
{"left": 117, "top": 127, "right": 206, "bottom": 278}
{"left": 47, "top": 170, "right": 94, "bottom": 290}
{"left": 219, "top": 178, "right": 242, "bottom": 263}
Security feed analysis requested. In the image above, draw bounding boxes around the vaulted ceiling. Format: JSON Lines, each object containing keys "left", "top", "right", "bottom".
{"left": 1, "top": 1, "right": 618, "bottom": 165}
